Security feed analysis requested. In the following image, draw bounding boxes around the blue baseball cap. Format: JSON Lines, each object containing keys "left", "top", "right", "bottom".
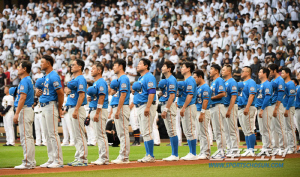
{"left": 177, "top": 81, "right": 186, "bottom": 91}
{"left": 35, "top": 77, "right": 45, "bottom": 90}
{"left": 132, "top": 81, "right": 142, "bottom": 91}
{"left": 87, "top": 86, "right": 97, "bottom": 97}
{"left": 9, "top": 87, "right": 17, "bottom": 96}
{"left": 67, "top": 80, "right": 78, "bottom": 90}
{"left": 110, "top": 79, "right": 119, "bottom": 91}
{"left": 158, "top": 79, "right": 167, "bottom": 89}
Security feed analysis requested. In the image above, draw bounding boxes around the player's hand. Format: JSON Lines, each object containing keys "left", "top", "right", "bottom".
{"left": 59, "top": 109, "right": 63, "bottom": 118}
{"left": 108, "top": 114, "right": 111, "bottom": 119}
{"left": 35, "top": 89, "right": 43, "bottom": 97}
{"left": 180, "top": 108, "right": 185, "bottom": 117}
{"left": 87, "top": 114, "right": 90, "bottom": 118}
{"left": 112, "top": 130, "right": 115, "bottom": 135}
{"left": 13, "top": 114, "right": 19, "bottom": 124}
{"left": 273, "top": 109, "right": 278, "bottom": 118}
{"left": 94, "top": 113, "right": 99, "bottom": 122}
{"left": 284, "top": 110, "right": 289, "bottom": 117}
{"left": 161, "top": 111, "right": 167, "bottom": 119}
{"left": 199, "top": 113, "right": 204, "bottom": 122}
{"left": 58, "top": 118, "right": 61, "bottom": 122}
{"left": 226, "top": 110, "right": 231, "bottom": 118}
{"left": 72, "top": 109, "right": 78, "bottom": 119}
{"left": 259, "top": 109, "right": 263, "bottom": 118}
{"left": 243, "top": 107, "right": 249, "bottom": 116}
{"left": 115, "top": 110, "right": 120, "bottom": 119}
{"left": 144, "top": 107, "right": 150, "bottom": 117}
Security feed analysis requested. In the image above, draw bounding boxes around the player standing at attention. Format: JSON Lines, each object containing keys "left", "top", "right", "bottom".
{"left": 66, "top": 59, "right": 88, "bottom": 166}
{"left": 159, "top": 61, "right": 179, "bottom": 161}
{"left": 178, "top": 61, "right": 197, "bottom": 161}
{"left": 1, "top": 86, "right": 15, "bottom": 146}
{"left": 193, "top": 69, "right": 212, "bottom": 160}
{"left": 255, "top": 68, "right": 273, "bottom": 156}
{"left": 291, "top": 78, "right": 300, "bottom": 153}
{"left": 238, "top": 66, "right": 257, "bottom": 157}
{"left": 134, "top": 59, "right": 157, "bottom": 163}
{"left": 281, "top": 67, "right": 297, "bottom": 154}
{"left": 88, "top": 63, "right": 109, "bottom": 165}
{"left": 13, "top": 60, "right": 36, "bottom": 169}
{"left": 209, "top": 64, "right": 226, "bottom": 159}
{"left": 221, "top": 65, "right": 240, "bottom": 157}
{"left": 36, "top": 55, "right": 64, "bottom": 168}
{"left": 268, "top": 64, "right": 286, "bottom": 155}
{"left": 111, "top": 59, "right": 131, "bottom": 164}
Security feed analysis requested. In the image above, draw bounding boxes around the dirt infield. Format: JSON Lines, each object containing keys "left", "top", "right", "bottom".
{"left": 1, "top": 154, "right": 300, "bottom": 176}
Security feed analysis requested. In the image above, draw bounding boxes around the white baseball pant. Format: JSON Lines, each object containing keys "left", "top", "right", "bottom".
{"left": 224, "top": 104, "right": 239, "bottom": 150}
{"left": 152, "top": 111, "right": 161, "bottom": 145}
{"left": 258, "top": 107, "right": 273, "bottom": 150}
{"left": 129, "top": 106, "right": 139, "bottom": 131}
{"left": 271, "top": 103, "right": 286, "bottom": 150}
{"left": 196, "top": 110, "right": 211, "bottom": 156}
{"left": 210, "top": 104, "right": 226, "bottom": 150}
{"left": 137, "top": 104, "right": 157, "bottom": 142}
{"left": 3, "top": 110, "right": 15, "bottom": 145}
{"left": 34, "top": 112, "right": 46, "bottom": 145}
{"left": 179, "top": 104, "right": 197, "bottom": 141}
{"left": 176, "top": 108, "right": 182, "bottom": 146}
{"left": 284, "top": 107, "right": 297, "bottom": 152}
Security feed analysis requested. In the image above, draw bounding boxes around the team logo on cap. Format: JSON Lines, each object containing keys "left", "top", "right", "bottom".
{"left": 53, "top": 81, "right": 59, "bottom": 87}
{"left": 148, "top": 82, "right": 153, "bottom": 87}
{"left": 121, "top": 83, "right": 127, "bottom": 89}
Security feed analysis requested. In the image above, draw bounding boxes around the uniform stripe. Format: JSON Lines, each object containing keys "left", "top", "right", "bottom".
{"left": 23, "top": 110, "right": 27, "bottom": 166}
{"left": 53, "top": 104, "right": 60, "bottom": 163}
{"left": 203, "top": 112, "right": 210, "bottom": 152}
{"left": 122, "top": 108, "right": 126, "bottom": 160}
{"left": 77, "top": 108, "right": 86, "bottom": 161}
{"left": 289, "top": 111, "right": 297, "bottom": 151}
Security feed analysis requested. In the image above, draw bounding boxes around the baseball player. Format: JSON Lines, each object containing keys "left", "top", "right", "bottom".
{"left": 35, "top": 55, "right": 64, "bottom": 168}
{"left": 255, "top": 68, "right": 273, "bottom": 156}
{"left": 178, "top": 61, "right": 197, "bottom": 161}
{"left": 134, "top": 59, "right": 157, "bottom": 163}
{"left": 221, "top": 65, "right": 240, "bottom": 157}
{"left": 84, "top": 103, "right": 96, "bottom": 146}
{"left": 1, "top": 86, "right": 15, "bottom": 146}
{"left": 62, "top": 87, "right": 75, "bottom": 146}
{"left": 268, "top": 64, "right": 286, "bottom": 155}
{"left": 33, "top": 100, "right": 46, "bottom": 146}
{"left": 193, "top": 69, "right": 212, "bottom": 160}
{"left": 159, "top": 61, "right": 179, "bottom": 161}
{"left": 176, "top": 81, "right": 185, "bottom": 147}
{"left": 281, "top": 67, "right": 297, "bottom": 154}
{"left": 13, "top": 60, "right": 36, "bottom": 170}
{"left": 129, "top": 86, "right": 140, "bottom": 146}
{"left": 88, "top": 63, "right": 109, "bottom": 165}
{"left": 110, "top": 59, "right": 131, "bottom": 164}
{"left": 66, "top": 59, "right": 88, "bottom": 166}
{"left": 238, "top": 66, "right": 257, "bottom": 157}
{"left": 209, "top": 64, "right": 226, "bottom": 159}
{"left": 291, "top": 78, "right": 300, "bottom": 153}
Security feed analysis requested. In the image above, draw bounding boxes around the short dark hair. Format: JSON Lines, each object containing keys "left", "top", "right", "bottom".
{"left": 20, "top": 60, "right": 32, "bottom": 74}
{"left": 163, "top": 61, "right": 175, "bottom": 73}
{"left": 224, "top": 64, "right": 232, "bottom": 72}
{"left": 140, "top": 58, "right": 151, "bottom": 70}
{"left": 95, "top": 62, "right": 104, "bottom": 75}
{"left": 75, "top": 59, "right": 85, "bottom": 72}
{"left": 268, "top": 63, "right": 279, "bottom": 73}
{"left": 282, "top": 67, "right": 292, "bottom": 77}
{"left": 292, "top": 78, "right": 299, "bottom": 86}
{"left": 114, "top": 59, "right": 126, "bottom": 71}
{"left": 42, "top": 55, "right": 54, "bottom": 66}
{"left": 211, "top": 64, "right": 221, "bottom": 73}
{"left": 183, "top": 61, "right": 194, "bottom": 74}
{"left": 260, "top": 67, "right": 270, "bottom": 78}
{"left": 243, "top": 66, "right": 252, "bottom": 75}
{"left": 193, "top": 69, "right": 204, "bottom": 79}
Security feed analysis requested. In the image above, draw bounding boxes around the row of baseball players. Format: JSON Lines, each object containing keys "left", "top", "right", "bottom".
{"left": 8, "top": 55, "right": 300, "bottom": 169}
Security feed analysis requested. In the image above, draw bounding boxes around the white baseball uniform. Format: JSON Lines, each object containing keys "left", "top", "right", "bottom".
{"left": 2, "top": 94, "right": 15, "bottom": 145}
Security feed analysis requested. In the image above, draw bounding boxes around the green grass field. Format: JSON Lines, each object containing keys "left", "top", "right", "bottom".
{"left": 1, "top": 142, "right": 300, "bottom": 177}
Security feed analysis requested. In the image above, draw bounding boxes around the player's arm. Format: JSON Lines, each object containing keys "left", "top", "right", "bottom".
{"left": 13, "top": 93, "right": 26, "bottom": 123}
{"left": 129, "top": 102, "right": 134, "bottom": 110}
{"left": 75, "top": 92, "right": 85, "bottom": 111}
{"left": 274, "top": 82, "right": 285, "bottom": 114}
{"left": 115, "top": 92, "right": 126, "bottom": 119}
{"left": 94, "top": 94, "right": 105, "bottom": 122}
{"left": 211, "top": 81, "right": 226, "bottom": 100}
{"left": 56, "top": 88, "right": 64, "bottom": 115}
{"left": 261, "top": 85, "right": 272, "bottom": 110}
{"left": 165, "top": 93, "right": 175, "bottom": 110}
{"left": 182, "top": 94, "right": 193, "bottom": 109}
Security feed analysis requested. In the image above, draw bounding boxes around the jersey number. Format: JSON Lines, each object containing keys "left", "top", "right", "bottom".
{"left": 43, "top": 88, "right": 50, "bottom": 95}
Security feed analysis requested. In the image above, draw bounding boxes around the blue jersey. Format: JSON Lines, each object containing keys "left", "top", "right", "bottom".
{"left": 134, "top": 72, "right": 157, "bottom": 104}
{"left": 282, "top": 81, "right": 296, "bottom": 108}
{"left": 15, "top": 76, "right": 34, "bottom": 107}
{"left": 196, "top": 84, "right": 211, "bottom": 111}
{"left": 237, "top": 82, "right": 244, "bottom": 106}
{"left": 159, "top": 75, "right": 177, "bottom": 102}
{"left": 89, "top": 78, "right": 109, "bottom": 109}
{"left": 39, "top": 70, "right": 62, "bottom": 103}
{"left": 224, "top": 78, "right": 238, "bottom": 106}
{"left": 271, "top": 76, "right": 285, "bottom": 105}
{"left": 238, "top": 79, "right": 257, "bottom": 106}
{"left": 66, "top": 75, "right": 87, "bottom": 106}
{"left": 117, "top": 75, "right": 130, "bottom": 105}
{"left": 295, "top": 85, "right": 300, "bottom": 108}
{"left": 210, "top": 77, "right": 225, "bottom": 105}
{"left": 255, "top": 81, "right": 273, "bottom": 108}
{"left": 177, "top": 76, "right": 197, "bottom": 107}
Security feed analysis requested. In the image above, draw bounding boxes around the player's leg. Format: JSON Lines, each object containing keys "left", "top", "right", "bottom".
{"left": 75, "top": 106, "right": 88, "bottom": 164}
{"left": 7, "top": 111, "right": 15, "bottom": 145}
{"left": 198, "top": 110, "right": 211, "bottom": 159}
{"left": 257, "top": 107, "right": 272, "bottom": 156}
{"left": 130, "top": 108, "right": 140, "bottom": 145}
{"left": 3, "top": 114, "right": 8, "bottom": 145}
{"left": 208, "top": 120, "right": 213, "bottom": 146}
{"left": 223, "top": 107, "right": 231, "bottom": 150}
{"left": 176, "top": 108, "right": 182, "bottom": 146}
{"left": 225, "top": 105, "right": 239, "bottom": 155}
{"left": 284, "top": 107, "right": 297, "bottom": 153}
{"left": 65, "top": 111, "right": 75, "bottom": 145}
{"left": 15, "top": 107, "right": 35, "bottom": 169}
{"left": 241, "top": 106, "right": 256, "bottom": 156}
{"left": 152, "top": 111, "right": 161, "bottom": 145}
{"left": 43, "top": 103, "right": 63, "bottom": 166}
{"left": 296, "top": 109, "right": 300, "bottom": 149}
{"left": 61, "top": 114, "right": 70, "bottom": 146}
{"left": 210, "top": 105, "right": 226, "bottom": 154}
{"left": 270, "top": 105, "right": 279, "bottom": 152}
{"left": 40, "top": 108, "right": 53, "bottom": 166}
{"left": 34, "top": 113, "right": 42, "bottom": 146}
